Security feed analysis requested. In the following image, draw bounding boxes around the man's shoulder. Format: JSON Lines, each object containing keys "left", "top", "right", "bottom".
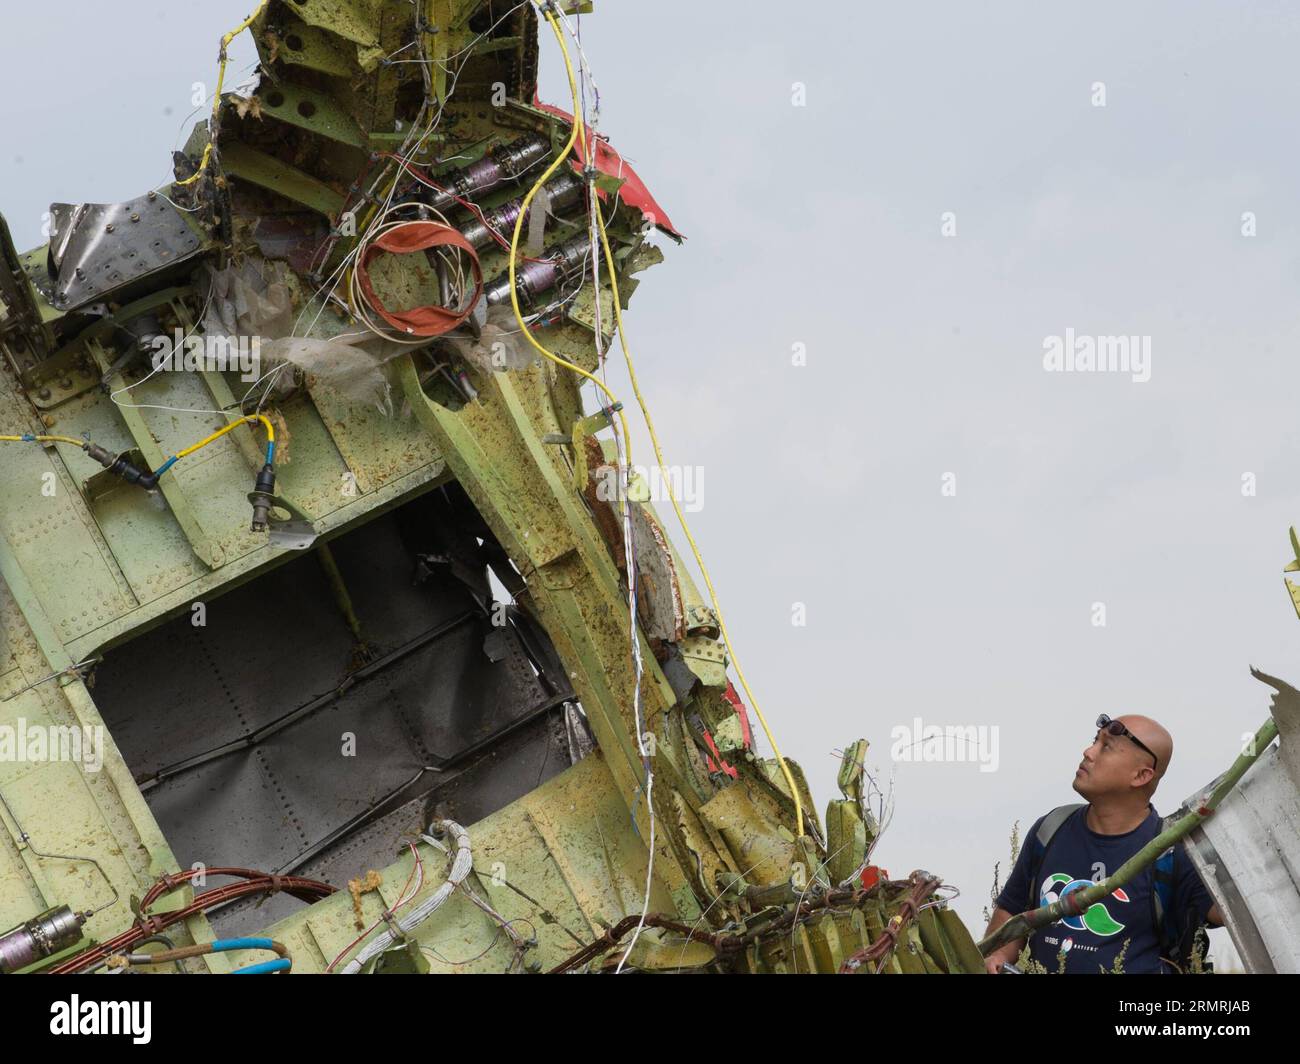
{"left": 1029, "top": 802, "right": 1088, "bottom": 846}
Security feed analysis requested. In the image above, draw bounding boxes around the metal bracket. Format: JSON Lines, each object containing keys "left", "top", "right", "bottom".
{"left": 250, "top": 493, "right": 318, "bottom": 551}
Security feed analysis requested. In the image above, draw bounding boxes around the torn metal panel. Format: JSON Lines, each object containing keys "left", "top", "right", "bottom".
{"left": 529, "top": 96, "right": 683, "bottom": 241}
{"left": 1179, "top": 670, "right": 1300, "bottom": 973}
{"left": 46, "top": 193, "right": 208, "bottom": 311}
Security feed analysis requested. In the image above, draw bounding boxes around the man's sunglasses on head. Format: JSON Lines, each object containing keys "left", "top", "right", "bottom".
{"left": 1095, "top": 714, "right": 1159, "bottom": 773}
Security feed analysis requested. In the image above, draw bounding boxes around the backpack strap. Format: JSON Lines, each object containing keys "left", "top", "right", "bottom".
{"left": 1036, "top": 803, "right": 1086, "bottom": 850}
{"left": 1025, "top": 803, "right": 1086, "bottom": 911}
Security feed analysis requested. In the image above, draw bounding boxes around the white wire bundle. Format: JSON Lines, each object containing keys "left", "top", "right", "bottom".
{"left": 340, "top": 819, "right": 473, "bottom": 974}
{"left": 540, "top": 4, "right": 656, "bottom": 974}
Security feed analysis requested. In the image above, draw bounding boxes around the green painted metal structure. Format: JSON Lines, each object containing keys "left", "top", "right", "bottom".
{"left": 0, "top": 0, "right": 981, "bottom": 974}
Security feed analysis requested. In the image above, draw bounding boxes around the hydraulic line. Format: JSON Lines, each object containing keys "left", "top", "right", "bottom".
{"left": 0, "top": 789, "right": 119, "bottom": 918}
{"left": 52, "top": 868, "right": 334, "bottom": 974}
{"left": 233, "top": 957, "right": 291, "bottom": 974}
{"left": 121, "top": 935, "right": 291, "bottom": 973}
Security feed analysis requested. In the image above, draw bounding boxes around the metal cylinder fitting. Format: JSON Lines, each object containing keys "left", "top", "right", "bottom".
{"left": 459, "top": 170, "right": 583, "bottom": 249}
{"left": 484, "top": 233, "right": 591, "bottom": 308}
{"left": 0, "top": 906, "right": 87, "bottom": 973}
{"left": 425, "top": 135, "right": 550, "bottom": 212}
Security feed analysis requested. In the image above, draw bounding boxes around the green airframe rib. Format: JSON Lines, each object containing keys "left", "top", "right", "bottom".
{"left": 220, "top": 142, "right": 346, "bottom": 219}
{"left": 256, "top": 82, "right": 367, "bottom": 150}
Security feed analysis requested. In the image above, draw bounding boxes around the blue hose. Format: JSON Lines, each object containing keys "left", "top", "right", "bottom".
{"left": 211, "top": 937, "right": 277, "bottom": 953}
{"left": 210, "top": 938, "right": 290, "bottom": 973}
{"left": 232, "top": 958, "right": 292, "bottom": 975}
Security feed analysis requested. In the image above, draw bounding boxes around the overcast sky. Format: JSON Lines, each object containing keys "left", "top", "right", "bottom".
{"left": 4, "top": 2, "right": 1298, "bottom": 963}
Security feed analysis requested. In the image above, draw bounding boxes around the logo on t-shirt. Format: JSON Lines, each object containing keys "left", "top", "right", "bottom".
{"left": 1040, "top": 872, "right": 1129, "bottom": 936}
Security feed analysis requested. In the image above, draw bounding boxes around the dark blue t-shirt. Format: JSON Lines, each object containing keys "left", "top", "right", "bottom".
{"left": 995, "top": 804, "right": 1214, "bottom": 974}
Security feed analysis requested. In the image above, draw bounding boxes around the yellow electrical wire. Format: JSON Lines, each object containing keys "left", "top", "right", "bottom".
{"left": 5, "top": 418, "right": 274, "bottom": 489}
{"left": 526, "top": 6, "right": 806, "bottom": 838}
{"left": 588, "top": 199, "right": 806, "bottom": 841}
{"left": 506, "top": 25, "right": 631, "bottom": 457}
{"left": 0, "top": 434, "right": 85, "bottom": 446}
{"left": 174, "top": 1, "right": 271, "bottom": 189}
{"left": 174, "top": 414, "right": 274, "bottom": 460}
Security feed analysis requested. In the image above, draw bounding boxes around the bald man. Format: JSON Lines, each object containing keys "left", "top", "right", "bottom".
{"left": 983, "top": 714, "right": 1223, "bottom": 974}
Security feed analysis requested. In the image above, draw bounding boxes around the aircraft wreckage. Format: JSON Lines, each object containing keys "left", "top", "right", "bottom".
{"left": 0, "top": 0, "right": 988, "bottom": 975}
{"left": 0, "top": 1, "right": 1296, "bottom": 976}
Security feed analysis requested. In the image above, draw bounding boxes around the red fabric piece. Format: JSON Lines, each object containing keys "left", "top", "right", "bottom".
{"left": 532, "top": 96, "right": 683, "bottom": 239}
{"left": 704, "top": 730, "right": 738, "bottom": 780}
{"left": 704, "top": 681, "right": 754, "bottom": 778}
{"left": 357, "top": 221, "right": 483, "bottom": 337}
{"left": 722, "top": 680, "right": 754, "bottom": 749}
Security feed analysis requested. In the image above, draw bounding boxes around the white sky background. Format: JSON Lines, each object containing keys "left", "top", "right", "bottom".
{"left": 4, "top": 2, "right": 1298, "bottom": 966}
